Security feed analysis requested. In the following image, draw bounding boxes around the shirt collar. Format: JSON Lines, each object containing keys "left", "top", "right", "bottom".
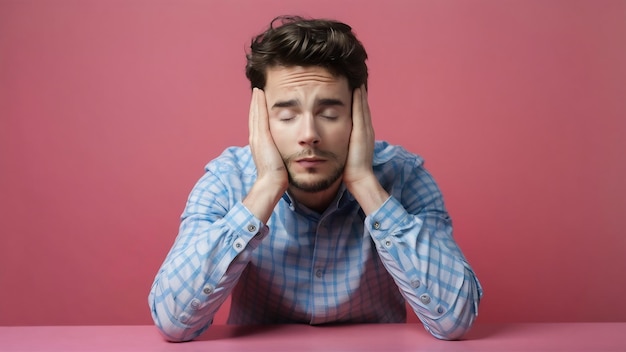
{"left": 281, "top": 183, "right": 356, "bottom": 214}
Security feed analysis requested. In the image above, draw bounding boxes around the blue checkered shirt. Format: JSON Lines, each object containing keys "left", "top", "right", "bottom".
{"left": 149, "top": 141, "right": 482, "bottom": 341}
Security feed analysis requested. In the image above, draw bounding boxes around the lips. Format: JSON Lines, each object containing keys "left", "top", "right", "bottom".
{"left": 295, "top": 157, "right": 325, "bottom": 168}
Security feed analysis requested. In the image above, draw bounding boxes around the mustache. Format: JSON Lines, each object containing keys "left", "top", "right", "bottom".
{"left": 284, "top": 149, "right": 338, "bottom": 162}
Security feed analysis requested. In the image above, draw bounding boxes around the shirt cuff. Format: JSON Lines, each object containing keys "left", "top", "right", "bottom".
{"left": 224, "top": 202, "right": 269, "bottom": 251}
{"left": 365, "top": 196, "right": 415, "bottom": 241}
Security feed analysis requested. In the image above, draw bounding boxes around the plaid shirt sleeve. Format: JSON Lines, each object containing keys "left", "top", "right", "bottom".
{"left": 366, "top": 160, "right": 483, "bottom": 340}
{"left": 148, "top": 168, "right": 268, "bottom": 342}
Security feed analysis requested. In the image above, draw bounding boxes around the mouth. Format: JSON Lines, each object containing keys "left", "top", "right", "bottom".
{"left": 295, "top": 156, "right": 326, "bottom": 168}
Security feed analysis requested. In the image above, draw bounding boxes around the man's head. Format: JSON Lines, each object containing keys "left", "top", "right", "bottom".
{"left": 245, "top": 16, "right": 368, "bottom": 91}
{"left": 246, "top": 16, "right": 369, "bottom": 204}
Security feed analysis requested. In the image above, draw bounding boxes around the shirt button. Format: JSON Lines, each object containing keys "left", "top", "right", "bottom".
{"left": 373, "top": 222, "right": 381, "bottom": 230}
{"left": 420, "top": 294, "right": 431, "bottom": 305}
{"left": 384, "top": 238, "right": 392, "bottom": 247}
{"left": 179, "top": 313, "right": 190, "bottom": 323}
{"left": 411, "top": 280, "right": 421, "bottom": 288}
{"left": 233, "top": 238, "right": 245, "bottom": 251}
{"left": 203, "top": 286, "right": 213, "bottom": 295}
{"left": 437, "top": 306, "right": 444, "bottom": 314}
{"left": 190, "top": 299, "right": 201, "bottom": 309}
{"left": 247, "top": 224, "right": 257, "bottom": 232}
{"left": 315, "top": 269, "right": 323, "bottom": 278}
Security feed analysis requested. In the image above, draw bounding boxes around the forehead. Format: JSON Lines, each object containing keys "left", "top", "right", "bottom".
{"left": 264, "top": 66, "right": 349, "bottom": 94}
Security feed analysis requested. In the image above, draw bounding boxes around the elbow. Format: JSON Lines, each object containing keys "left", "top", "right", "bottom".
{"left": 423, "top": 277, "right": 482, "bottom": 341}
{"left": 428, "top": 318, "right": 475, "bottom": 341}
{"left": 151, "top": 308, "right": 211, "bottom": 343}
{"left": 153, "top": 316, "right": 192, "bottom": 343}
{"left": 155, "top": 323, "right": 206, "bottom": 343}
{"left": 424, "top": 300, "right": 479, "bottom": 341}
{"left": 156, "top": 326, "right": 192, "bottom": 343}
{"left": 149, "top": 291, "right": 211, "bottom": 342}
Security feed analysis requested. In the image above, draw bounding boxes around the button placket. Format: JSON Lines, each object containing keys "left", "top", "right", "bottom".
{"left": 315, "top": 268, "right": 323, "bottom": 278}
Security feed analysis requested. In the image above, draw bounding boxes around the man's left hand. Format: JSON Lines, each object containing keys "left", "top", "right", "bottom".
{"left": 343, "top": 85, "right": 389, "bottom": 215}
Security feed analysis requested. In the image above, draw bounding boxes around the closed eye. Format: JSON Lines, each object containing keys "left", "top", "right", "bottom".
{"left": 276, "top": 108, "right": 297, "bottom": 122}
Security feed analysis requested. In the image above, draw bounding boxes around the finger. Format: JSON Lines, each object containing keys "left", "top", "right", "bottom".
{"left": 360, "top": 84, "right": 373, "bottom": 130}
{"left": 257, "top": 88, "right": 268, "bottom": 128}
{"left": 352, "top": 87, "right": 363, "bottom": 131}
{"left": 249, "top": 88, "right": 258, "bottom": 143}
{"left": 255, "top": 88, "right": 270, "bottom": 138}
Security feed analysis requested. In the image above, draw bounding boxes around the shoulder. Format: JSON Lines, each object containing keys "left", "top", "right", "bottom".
{"left": 189, "top": 146, "right": 255, "bottom": 198}
{"left": 373, "top": 140, "right": 424, "bottom": 168}
{"left": 372, "top": 141, "right": 443, "bottom": 205}
{"left": 204, "top": 145, "right": 256, "bottom": 176}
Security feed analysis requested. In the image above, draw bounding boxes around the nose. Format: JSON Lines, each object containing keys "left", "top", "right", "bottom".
{"left": 298, "top": 115, "right": 320, "bottom": 147}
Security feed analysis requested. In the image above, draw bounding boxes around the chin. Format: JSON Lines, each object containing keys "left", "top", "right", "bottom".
{"left": 290, "top": 175, "right": 341, "bottom": 193}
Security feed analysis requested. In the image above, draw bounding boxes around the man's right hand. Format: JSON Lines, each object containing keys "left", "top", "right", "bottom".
{"left": 242, "top": 88, "right": 289, "bottom": 224}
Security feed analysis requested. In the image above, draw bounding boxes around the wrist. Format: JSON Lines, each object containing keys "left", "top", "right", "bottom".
{"left": 243, "top": 177, "right": 286, "bottom": 223}
{"left": 346, "top": 175, "right": 389, "bottom": 216}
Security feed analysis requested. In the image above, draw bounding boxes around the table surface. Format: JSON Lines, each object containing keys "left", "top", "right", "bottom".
{"left": 1, "top": 323, "right": 625, "bottom": 351}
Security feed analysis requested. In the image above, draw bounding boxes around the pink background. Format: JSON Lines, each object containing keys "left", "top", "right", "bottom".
{"left": 1, "top": 0, "right": 625, "bottom": 326}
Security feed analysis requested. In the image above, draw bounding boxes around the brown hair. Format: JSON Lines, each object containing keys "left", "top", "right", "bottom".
{"left": 245, "top": 15, "right": 368, "bottom": 90}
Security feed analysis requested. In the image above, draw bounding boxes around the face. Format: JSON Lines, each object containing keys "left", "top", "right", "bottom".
{"left": 264, "top": 65, "right": 353, "bottom": 193}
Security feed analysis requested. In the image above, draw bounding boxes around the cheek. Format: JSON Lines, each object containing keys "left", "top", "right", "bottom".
{"left": 332, "top": 123, "right": 352, "bottom": 156}
{"left": 267, "top": 122, "right": 285, "bottom": 147}
{"left": 342, "top": 120, "right": 353, "bottom": 142}
{"left": 268, "top": 119, "right": 288, "bottom": 139}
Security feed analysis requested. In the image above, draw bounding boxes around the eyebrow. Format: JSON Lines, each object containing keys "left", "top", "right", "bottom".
{"left": 271, "top": 98, "right": 346, "bottom": 110}
{"left": 318, "top": 98, "right": 345, "bottom": 107}
{"left": 272, "top": 99, "right": 299, "bottom": 109}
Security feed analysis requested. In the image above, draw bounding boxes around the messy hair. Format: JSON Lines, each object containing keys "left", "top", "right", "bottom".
{"left": 245, "top": 15, "right": 368, "bottom": 90}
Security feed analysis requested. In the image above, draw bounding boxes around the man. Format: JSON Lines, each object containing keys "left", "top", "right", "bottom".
{"left": 149, "top": 15, "right": 482, "bottom": 342}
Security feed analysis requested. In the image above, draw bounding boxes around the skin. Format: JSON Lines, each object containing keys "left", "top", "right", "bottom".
{"left": 242, "top": 65, "right": 389, "bottom": 221}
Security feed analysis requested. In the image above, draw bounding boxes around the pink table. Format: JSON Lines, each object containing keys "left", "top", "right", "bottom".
{"left": 1, "top": 323, "right": 625, "bottom": 351}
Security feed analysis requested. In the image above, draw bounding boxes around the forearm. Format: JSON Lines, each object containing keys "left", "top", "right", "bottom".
{"left": 242, "top": 176, "right": 285, "bottom": 224}
{"left": 346, "top": 174, "right": 389, "bottom": 216}
{"left": 149, "top": 202, "right": 268, "bottom": 342}
{"left": 367, "top": 197, "right": 482, "bottom": 340}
